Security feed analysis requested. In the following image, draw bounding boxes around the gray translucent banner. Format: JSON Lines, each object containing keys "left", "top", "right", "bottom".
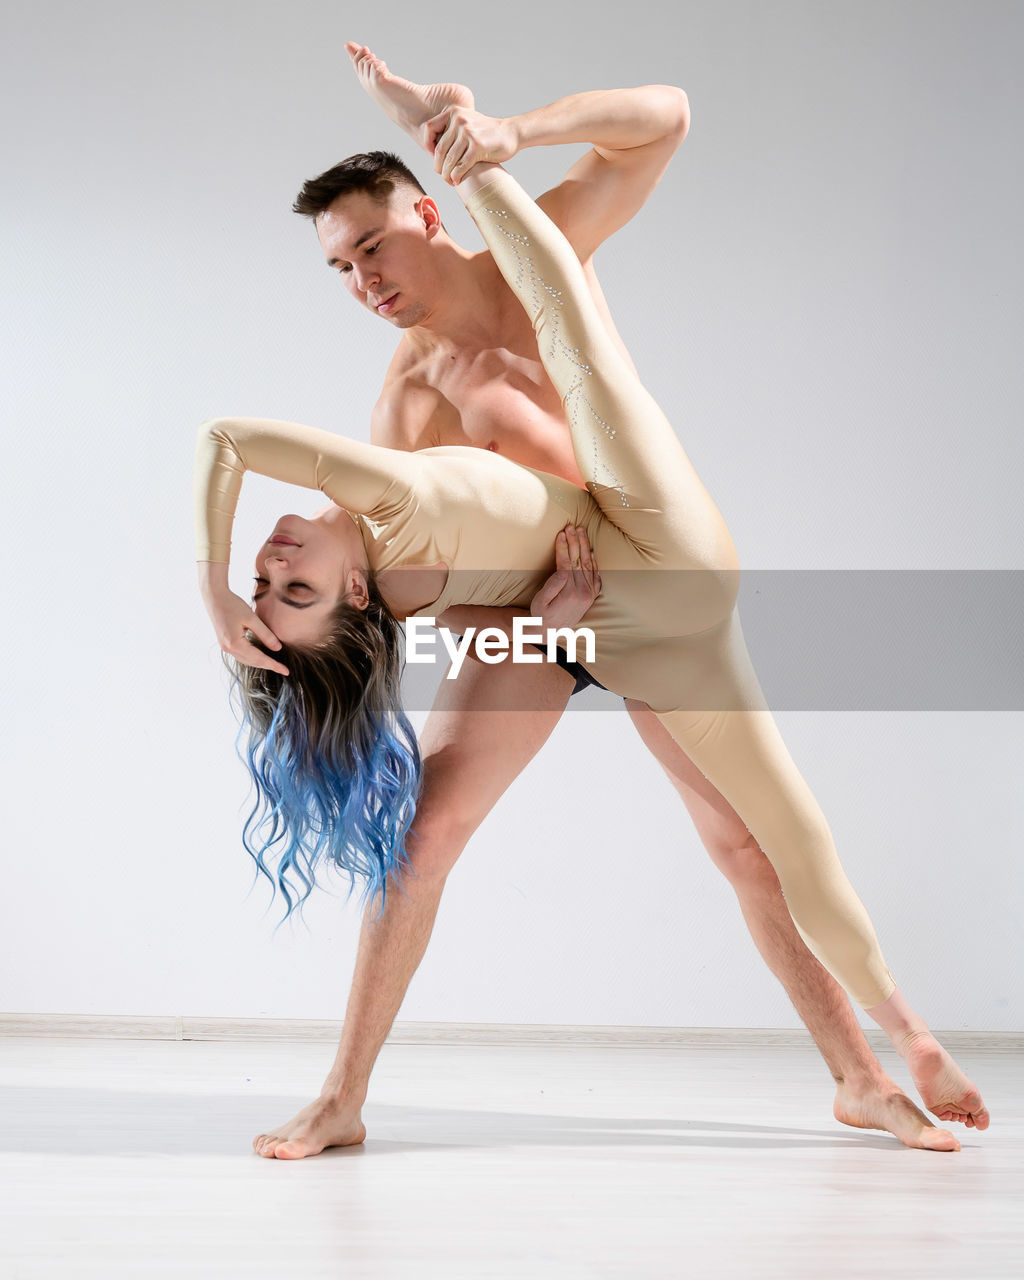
{"left": 397, "top": 570, "right": 1024, "bottom": 711}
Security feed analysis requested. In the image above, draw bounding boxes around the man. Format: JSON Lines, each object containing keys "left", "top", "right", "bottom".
{"left": 252, "top": 45, "right": 986, "bottom": 1158}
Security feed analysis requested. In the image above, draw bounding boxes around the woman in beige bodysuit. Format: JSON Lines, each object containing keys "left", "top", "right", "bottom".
{"left": 200, "top": 162, "right": 897, "bottom": 1013}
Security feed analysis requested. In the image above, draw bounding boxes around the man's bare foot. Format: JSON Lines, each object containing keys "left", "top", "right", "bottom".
{"left": 345, "top": 42, "right": 473, "bottom": 149}
{"left": 253, "top": 1095, "right": 367, "bottom": 1160}
{"left": 833, "top": 1074, "right": 960, "bottom": 1151}
{"left": 898, "top": 1031, "right": 991, "bottom": 1130}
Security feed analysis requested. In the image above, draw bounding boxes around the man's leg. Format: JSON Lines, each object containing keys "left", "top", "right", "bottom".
{"left": 624, "top": 699, "right": 963, "bottom": 1152}
{"left": 253, "top": 654, "right": 575, "bottom": 1159}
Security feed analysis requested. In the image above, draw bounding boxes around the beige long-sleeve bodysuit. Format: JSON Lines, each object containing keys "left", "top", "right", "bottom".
{"left": 195, "top": 169, "right": 897, "bottom": 1009}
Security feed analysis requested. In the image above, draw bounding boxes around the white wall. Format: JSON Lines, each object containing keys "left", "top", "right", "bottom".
{"left": 3, "top": 0, "right": 1020, "bottom": 1030}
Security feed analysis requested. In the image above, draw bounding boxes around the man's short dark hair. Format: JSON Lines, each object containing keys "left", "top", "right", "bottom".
{"left": 292, "top": 151, "right": 426, "bottom": 220}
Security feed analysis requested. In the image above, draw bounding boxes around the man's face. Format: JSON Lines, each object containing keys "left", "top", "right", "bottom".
{"left": 316, "top": 188, "right": 440, "bottom": 329}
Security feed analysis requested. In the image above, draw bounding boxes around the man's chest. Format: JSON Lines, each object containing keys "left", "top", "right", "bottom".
{"left": 424, "top": 344, "right": 584, "bottom": 484}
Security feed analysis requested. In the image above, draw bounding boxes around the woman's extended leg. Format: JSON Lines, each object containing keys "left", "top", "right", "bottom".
{"left": 458, "top": 164, "right": 736, "bottom": 578}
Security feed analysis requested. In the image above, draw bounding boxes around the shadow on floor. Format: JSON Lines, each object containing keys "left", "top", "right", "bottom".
{"left": 0, "top": 1085, "right": 909, "bottom": 1157}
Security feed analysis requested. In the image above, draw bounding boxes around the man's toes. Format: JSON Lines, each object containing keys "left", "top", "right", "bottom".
{"left": 922, "top": 1129, "right": 960, "bottom": 1153}
{"left": 932, "top": 1097, "right": 989, "bottom": 1130}
{"left": 273, "top": 1140, "right": 308, "bottom": 1160}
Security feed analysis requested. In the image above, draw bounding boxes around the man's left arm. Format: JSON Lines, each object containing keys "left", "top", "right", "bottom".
{"left": 432, "top": 85, "right": 690, "bottom": 261}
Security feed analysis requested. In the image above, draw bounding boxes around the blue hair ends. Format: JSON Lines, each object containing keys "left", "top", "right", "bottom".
{"left": 234, "top": 685, "right": 421, "bottom": 929}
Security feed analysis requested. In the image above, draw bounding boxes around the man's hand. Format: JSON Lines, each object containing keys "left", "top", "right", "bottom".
{"left": 424, "top": 108, "right": 519, "bottom": 185}
{"left": 530, "top": 524, "right": 601, "bottom": 632}
{"left": 204, "top": 589, "right": 289, "bottom": 677}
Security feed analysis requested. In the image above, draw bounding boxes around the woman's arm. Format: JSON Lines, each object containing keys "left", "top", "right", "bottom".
{"left": 197, "top": 560, "right": 290, "bottom": 676}
{"left": 194, "top": 415, "right": 421, "bottom": 563}
{"left": 194, "top": 415, "right": 422, "bottom": 674}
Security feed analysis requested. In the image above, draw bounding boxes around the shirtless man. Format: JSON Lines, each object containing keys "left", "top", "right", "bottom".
{"left": 251, "top": 45, "right": 988, "bottom": 1158}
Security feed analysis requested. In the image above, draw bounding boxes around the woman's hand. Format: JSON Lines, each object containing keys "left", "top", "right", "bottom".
{"left": 204, "top": 589, "right": 290, "bottom": 677}
{"left": 424, "top": 107, "right": 520, "bottom": 185}
{"left": 530, "top": 525, "right": 602, "bottom": 631}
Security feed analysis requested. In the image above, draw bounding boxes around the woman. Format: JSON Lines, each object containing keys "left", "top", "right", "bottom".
{"left": 199, "top": 159, "right": 897, "bottom": 1018}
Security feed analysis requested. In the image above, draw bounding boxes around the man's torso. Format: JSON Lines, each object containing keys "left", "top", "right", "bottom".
{"left": 377, "top": 249, "right": 633, "bottom": 484}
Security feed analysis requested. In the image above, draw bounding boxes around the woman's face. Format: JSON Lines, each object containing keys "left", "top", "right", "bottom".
{"left": 252, "top": 505, "right": 368, "bottom": 645}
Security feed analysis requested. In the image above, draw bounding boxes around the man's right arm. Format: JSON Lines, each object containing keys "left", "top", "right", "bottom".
{"left": 369, "top": 392, "right": 409, "bottom": 451}
{"left": 369, "top": 385, "right": 536, "bottom": 637}
{"left": 369, "top": 363, "right": 442, "bottom": 452}
{"left": 437, "top": 524, "right": 600, "bottom": 642}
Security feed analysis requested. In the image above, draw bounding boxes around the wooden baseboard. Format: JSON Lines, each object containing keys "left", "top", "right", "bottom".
{"left": 0, "top": 1013, "right": 1020, "bottom": 1052}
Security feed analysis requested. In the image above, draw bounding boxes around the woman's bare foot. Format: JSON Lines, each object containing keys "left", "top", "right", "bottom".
{"left": 898, "top": 1031, "right": 991, "bottom": 1129}
{"left": 345, "top": 42, "right": 473, "bottom": 149}
{"left": 253, "top": 1095, "right": 366, "bottom": 1160}
{"left": 833, "top": 1073, "right": 960, "bottom": 1151}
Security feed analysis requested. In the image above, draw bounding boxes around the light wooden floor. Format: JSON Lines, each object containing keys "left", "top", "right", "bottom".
{"left": 0, "top": 1035, "right": 1019, "bottom": 1279}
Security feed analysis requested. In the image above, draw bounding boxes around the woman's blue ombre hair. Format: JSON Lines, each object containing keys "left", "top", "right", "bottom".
{"left": 225, "top": 576, "right": 421, "bottom": 929}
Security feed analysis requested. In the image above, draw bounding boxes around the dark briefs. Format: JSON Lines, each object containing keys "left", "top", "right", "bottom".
{"left": 445, "top": 634, "right": 608, "bottom": 697}
{"left": 539, "top": 642, "right": 609, "bottom": 696}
